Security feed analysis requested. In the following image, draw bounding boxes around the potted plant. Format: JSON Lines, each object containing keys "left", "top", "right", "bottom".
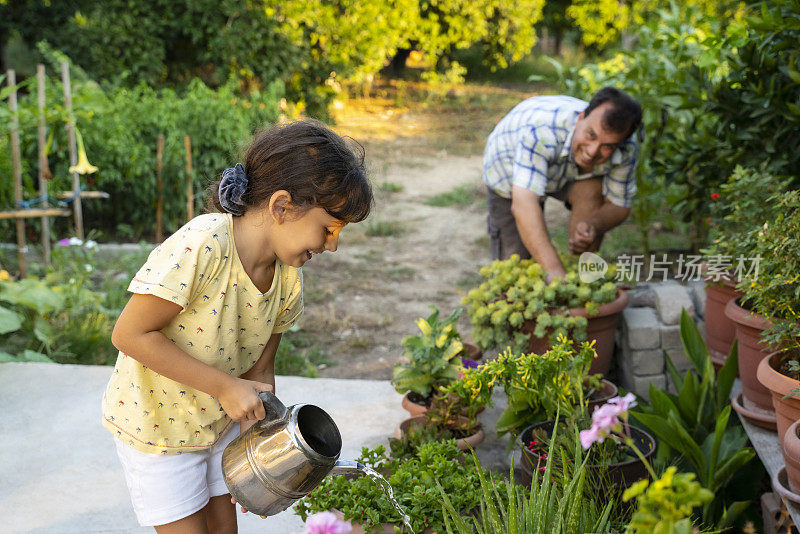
{"left": 394, "top": 362, "right": 501, "bottom": 451}
{"left": 294, "top": 441, "right": 499, "bottom": 533}
{"left": 391, "top": 306, "right": 465, "bottom": 415}
{"left": 757, "top": 351, "right": 800, "bottom": 448}
{"left": 780, "top": 419, "right": 800, "bottom": 502}
{"left": 731, "top": 189, "right": 800, "bottom": 420}
{"left": 702, "top": 165, "right": 790, "bottom": 367}
{"left": 478, "top": 336, "right": 607, "bottom": 438}
{"left": 462, "top": 255, "right": 627, "bottom": 375}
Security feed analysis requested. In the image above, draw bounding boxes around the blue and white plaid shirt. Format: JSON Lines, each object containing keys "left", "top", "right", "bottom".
{"left": 483, "top": 95, "right": 638, "bottom": 207}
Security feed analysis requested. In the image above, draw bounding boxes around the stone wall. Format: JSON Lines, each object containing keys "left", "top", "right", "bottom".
{"left": 614, "top": 280, "right": 707, "bottom": 399}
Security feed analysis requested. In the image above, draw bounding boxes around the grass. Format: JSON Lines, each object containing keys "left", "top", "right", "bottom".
{"left": 365, "top": 220, "right": 405, "bottom": 237}
{"left": 425, "top": 183, "right": 484, "bottom": 208}
{"left": 275, "top": 328, "right": 334, "bottom": 377}
{"left": 378, "top": 181, "right": 404, "bottom": 193}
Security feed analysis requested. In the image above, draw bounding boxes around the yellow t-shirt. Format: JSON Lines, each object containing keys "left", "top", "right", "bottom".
{"left": 101, "top": 213, "right": 303, "bottom": 454}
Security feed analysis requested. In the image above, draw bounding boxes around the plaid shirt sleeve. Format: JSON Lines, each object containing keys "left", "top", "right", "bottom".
{"left": 602, "top": 141, "right": 638, "bottom": 208}
{"left": 511, "top": 126, "right": 557, "bottom": 197}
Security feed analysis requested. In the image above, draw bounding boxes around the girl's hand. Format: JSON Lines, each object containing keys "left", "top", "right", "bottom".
{"left": 230, "top": 496, "right": 266, "bottom": 519}
{"left": 217, "top": 378, "right": 273, "bottom": 423}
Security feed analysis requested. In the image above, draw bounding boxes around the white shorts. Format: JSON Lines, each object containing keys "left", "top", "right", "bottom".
{"left": 114, "top": 423, "right": 240, "bottom": 527}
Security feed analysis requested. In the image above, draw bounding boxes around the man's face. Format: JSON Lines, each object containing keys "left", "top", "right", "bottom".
{"left": 571, "top": 102, "right": 627, "bottom": 171}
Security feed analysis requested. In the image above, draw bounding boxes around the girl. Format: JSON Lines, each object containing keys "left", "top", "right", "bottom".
{"left": 102, "top": 119, "right": 373, "bottom": 533}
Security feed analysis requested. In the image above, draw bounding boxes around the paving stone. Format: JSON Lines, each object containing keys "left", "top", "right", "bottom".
{"left": 687, "top": 280, "right": 706, "bottom": 318}
{"left": 651, "top": 282, "right": 695, "bottom": 325}
{"left": 665, "top": 347, "right": 694, "bottom": 372}
{"left": 619, "top": 357, "right": 666, "bottom": 401}
{"left": 627, "top": 285, "right": 656, "bottom": 307}
{"left": 622, "top": 343, "right": 665, "bottom": 375}
{"left": 622, "top": 307, "right": 661, "bottom": 349}
{"left": 660, "top": 324, "right": 683, "bottom": 349}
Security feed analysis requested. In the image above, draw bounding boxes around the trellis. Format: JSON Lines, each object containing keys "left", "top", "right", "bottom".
{"left": 2, "top": 62, "right": 108, "bottom": 276}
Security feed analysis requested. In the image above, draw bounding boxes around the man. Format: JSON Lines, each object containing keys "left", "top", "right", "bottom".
{"left": 483, "top": 87, "right": 642, "bottom": 281}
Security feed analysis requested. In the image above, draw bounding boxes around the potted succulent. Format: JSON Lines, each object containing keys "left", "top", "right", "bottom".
{"left": 731, "top": 189, "right": 800, "bottom": 420}
{"left": 702, "top": 165, "right": 790, "bottom": 367}
{"left": 391, "top": 306, "right": 465, "bottom": 415}
{"left": 462, "top": 255, "right": 626, "bottom": 375}
{"left": 294, "top": 441, "right": 498, "bottom": 533}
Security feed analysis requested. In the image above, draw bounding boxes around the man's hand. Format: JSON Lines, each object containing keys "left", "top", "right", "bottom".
{"left": 569, "top": 221, "right": 597, "bottom": 254}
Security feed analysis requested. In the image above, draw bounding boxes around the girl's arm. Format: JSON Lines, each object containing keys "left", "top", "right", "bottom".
{"left": 111, "top": 293, "right": 272, "bottom": 423}
{"left": 238, "top": 333, "right": 281, "bottom": 432}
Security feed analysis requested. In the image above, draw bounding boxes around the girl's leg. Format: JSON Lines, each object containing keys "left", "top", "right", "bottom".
{"left": 205, "top": 494, "right": 238, "bottom": 534}
{"left": 154, "top": 508, "right": 209, "bottom": 534}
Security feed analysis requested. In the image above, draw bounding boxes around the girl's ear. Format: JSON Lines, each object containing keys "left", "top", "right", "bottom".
{"left": 268, "top": 190, "right": 293, "bottom": 224}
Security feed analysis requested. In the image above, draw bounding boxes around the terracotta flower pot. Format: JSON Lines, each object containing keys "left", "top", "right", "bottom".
{"left": 782, "top": 420, "right": 800, "bottom": 496}
{"left": 704, "top": 280, "right": 742, "bottom": 369}
{"left": 395, "top": 415, "right": 485, "bottom": 451}
{"left": 401, "top": 391, "right": 431, "bottom": 416}
{"left": 521, "top": 289, "right": 629, "bottom": 376}
{"left": 516, "top": 419, "right": 655, "bottom": 489}
{"left": 757, "top": 352, "right": 800, "bottom": 447}
{"left": 725, "top": 298, "right": 776, "bottom": 413}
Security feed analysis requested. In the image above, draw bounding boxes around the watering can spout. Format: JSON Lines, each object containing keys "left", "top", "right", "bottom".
{"left": 329, "top": 459, "right": 366, "bottom": 477}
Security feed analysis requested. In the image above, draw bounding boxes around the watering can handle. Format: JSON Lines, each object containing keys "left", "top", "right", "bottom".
{"left": 258, "top": 391, "right": 288, "bottom": 423}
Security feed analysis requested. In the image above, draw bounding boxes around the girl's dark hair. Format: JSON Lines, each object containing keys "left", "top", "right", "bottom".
{"left": 209, "top": 119, "right": 373, "bottom": 222}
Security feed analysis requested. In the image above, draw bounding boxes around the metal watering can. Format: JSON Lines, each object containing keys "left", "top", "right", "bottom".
{"left": 221, "top": 391, "right": 365, "bottom": 516}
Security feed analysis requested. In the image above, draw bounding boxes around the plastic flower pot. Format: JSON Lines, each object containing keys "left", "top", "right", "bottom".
{"left": 516, "top": 419, "right": 655, "bottom": 489}
{"left": 395, "top": 415, "right": 485, "bottom": 451}
{"left": 704, "top": 279, "right": 742, "bottom": 369}
{"left": 521, "top": 289, "right": 629, "bottom": 376}
{"left": 586, "top": 379, "right": 619, "bottom": 414}
{"left": 725, "top": 298, "right": 777, "bottom": 414}
{"left": 757, "top": 351, "right": 800, "bottom": 448}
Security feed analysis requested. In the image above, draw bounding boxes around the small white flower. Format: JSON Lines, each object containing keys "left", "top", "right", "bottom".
{"left": 84, "top": 264, "right": 93, "bottom": 272}
{"left": 68, "top": 237, "right": 83, "bottom": 246}
{"left": 85, "top": 240, "right": 98, "bottom": 249}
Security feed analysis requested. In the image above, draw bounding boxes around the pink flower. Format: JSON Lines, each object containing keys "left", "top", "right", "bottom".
{"left": 608, "top": 392, "right": 637, "bottom": 413}
{"left": 304, "top": 511, "right": 352, "bottom": 534}
{"left": 579, "top": 425, "right": 603, "bottom": 449}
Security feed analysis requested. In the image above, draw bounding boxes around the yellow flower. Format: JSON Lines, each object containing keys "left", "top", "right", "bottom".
{"left": 69, "top": 129, "right": 99, "bottom": 175}
{"left": 415, "top": 318, "right": 433, "bottom": 337}
{"left": 0, "top": 269, "right": 9, "bottom": 281}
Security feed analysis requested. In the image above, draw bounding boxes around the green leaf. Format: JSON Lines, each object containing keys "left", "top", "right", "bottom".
{"left": 677, "top": 371, "right": 699, "bottom": 425}
{"left": 0, "top": 352, "right": 18, "bottom": 363}
{"left": 716, "top": 340, "right": 739, "bottom": 413}
{"left": 679, "top": 309, "right": 707, "bottom": 375}
{"left": 648, "top": 386, "right": 681, "bottom": 418}
{"left": 664, "top": 349, "right": 684, "bottom": 391}
{"left": 635, "top": 411, "right": 706, "bottom": 479}
{"left": 718, "top": 500, "right": 752, "bottom": 528}
{"left": 708, "top": 405, "right": 732, "bottom": 481}
{"left": 0, "top": 279, "right": 64, "bottom": 315}
{"left": 712, "top": 448, "right": 756, "bottom": 491}
{"left": 0, "top": 305, "right": 23, "bottom": 334}
{"left": 18, "top": 350, "right": 53, "bottom": 363}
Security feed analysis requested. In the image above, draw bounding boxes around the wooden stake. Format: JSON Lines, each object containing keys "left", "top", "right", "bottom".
{"left": 37, "top": 64, "right": 51, "bottom": 266}
{"left": 156, "top": 134, "right": 164, "bottom": 242}
{"left": 8, "top": 70, "right": 27, "bottom": 277}
{"left": 61, "top": 61, "right": 84, "bottom": 239}
{"left": 185, "top": 135, "right": 193, "bottom": 222}
{"left": 0, "top": 208, "right": 71, "bottom": 220}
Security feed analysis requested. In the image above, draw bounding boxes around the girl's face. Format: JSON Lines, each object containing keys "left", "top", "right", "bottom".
{"left": 272, "top": 206, "right": 347, "bottom": 268}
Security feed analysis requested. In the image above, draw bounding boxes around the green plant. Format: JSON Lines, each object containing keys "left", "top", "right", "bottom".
{"left": 462, "top": 254, "right": 618, "bottom": 354}
{"left": 737, "top": 190, "right": 800, "bottom": 353}
{"left": 477, "top": 336, "right": 601, "bottom": 437}
{"left": 437, "top": 424, "right": 614, "bottom": 533}
{"left": 424, "top": 183, "right": 482, "bottom": 208}
{"left": 623, "top": 466, "right": 714, "bottom": 534}
{"left": 703, "top": 165, "right": 792, "bottom": 274}
{"left": 391, "top": 306, "right": 464, "bottom": 399}
{"left": 294, "top": 441, "right": 496, "bottom": 533}
{"left": 364, "top": 220, "right": 404, "bottom": 237}
{"left": 632, "top": 310, "right": 755, "bottom": 528}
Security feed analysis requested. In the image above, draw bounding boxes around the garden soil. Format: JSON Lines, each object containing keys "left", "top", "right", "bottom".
{"left": 300, "top": 83, "right": 570, "bottom": 380}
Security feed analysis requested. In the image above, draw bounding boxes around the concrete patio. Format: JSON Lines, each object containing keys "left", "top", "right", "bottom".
{"left": 0, "top": 362, "right": 417, "bottom": 533}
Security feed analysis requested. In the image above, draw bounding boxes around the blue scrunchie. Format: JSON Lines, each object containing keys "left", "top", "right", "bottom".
{"left": 219, "top": 163, "right": 248, "bottom": 216}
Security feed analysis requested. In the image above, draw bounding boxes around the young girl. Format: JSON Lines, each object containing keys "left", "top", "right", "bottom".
{"left": 102, "top": 119, "right": 373, "bottom": 533}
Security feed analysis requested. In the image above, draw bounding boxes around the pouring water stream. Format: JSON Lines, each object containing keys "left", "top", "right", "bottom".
{"left": 358, "top": 465, "right": 416, "bottom": 534}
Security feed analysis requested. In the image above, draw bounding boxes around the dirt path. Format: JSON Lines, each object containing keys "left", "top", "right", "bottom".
{"left": 295, "top": 82, "right": 568, "bottom": 379}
